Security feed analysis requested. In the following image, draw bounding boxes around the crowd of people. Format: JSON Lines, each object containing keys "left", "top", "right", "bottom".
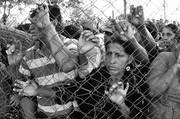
{"left": 0, "top": 3, "right": 180, "bottom": 119}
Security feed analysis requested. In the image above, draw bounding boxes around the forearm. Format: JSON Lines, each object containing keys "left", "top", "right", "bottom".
{"left": 36, "top": 87, "right": 56, "bottom": 98}
{"left": 137, "top": 25, "right": 159, "bottom": 62}
{"left": 130, "top": 37, "right": 149, "bottom": 64}
{"left": 117, "top": 102, "right": 130, "bottom": 118}
{"left": 137, "top": 25, "right": 157, "bottom": 47}
{"left": 43, "top": 24, "right": 76, "bottom": 71}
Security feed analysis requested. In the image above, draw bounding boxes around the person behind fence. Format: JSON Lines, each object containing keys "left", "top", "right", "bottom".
{"left": 9, "top": 3, "right": 75, "bottom": 119}
{"left": 13, "top": 5, "right": 151, "bottom": 119}
{"left": 12, "top": 4, "right": 102, "bottom": 119}
{"left": 147, "top": 31, "right": 180, "bottom": 119}
{"left": 100, "top": 19, "right": 151, "bottom": 119}
{"left": 0, "top": 39, "right": 25, "bottom": 118}
{"left": 157, "top": 24, "right": 179, "bottom": 52}
{"left": 127, "top": 5, "right": 160, "bottom": 63}
{"left": 11, "top": 26, "right": 79, "bottom": 118}
{"left": 11, "top": 15, "right": 77, "bottom": 119}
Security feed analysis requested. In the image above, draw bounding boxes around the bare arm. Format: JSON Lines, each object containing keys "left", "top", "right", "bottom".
{"left": 148, "top": 52, "right": 178, "bottom": 96}
{"left": 43, "top": 24, "right": 78, "bottom": 72}
{"left": 136, "top": 25, "right": 159, "bottom": 62}
{"left": 36, "top": 86, "right": 56, "bottom": 98}
{"left": 129, "top": 5, "right": 159, "bottom": 62}
{"left": 112, "top": 19, "right": 149, "bottom": 65}
{"left": 129, "top": 36, "right": 149, "bottom": 65}
{"left": 29, "top": 5, "right": 78, "bottom": 73}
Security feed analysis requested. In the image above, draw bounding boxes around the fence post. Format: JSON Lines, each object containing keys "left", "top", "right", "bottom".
{"left": 163, "top": 0, "right": 166, "bottom": 20}
{"left": 123, "top": 0, "right": 127, "bottom": 19}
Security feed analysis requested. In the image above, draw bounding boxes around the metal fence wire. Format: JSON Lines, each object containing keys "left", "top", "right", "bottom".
{"left": 0, "top": 0, "right": 180, "bottom": 119}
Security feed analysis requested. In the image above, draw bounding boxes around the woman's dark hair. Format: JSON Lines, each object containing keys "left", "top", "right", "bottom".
{"left": 105, "top": 35, "right": 135, "bottom": 56}
{"left": 175, "top": 30, "right": 180, "bottom": 44}
{"left": 163, "top": 23, "right": 178, "bottom": 34}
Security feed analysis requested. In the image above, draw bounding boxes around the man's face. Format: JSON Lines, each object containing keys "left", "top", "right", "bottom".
{"left": 105, "top": 43, "right": 130, "bottom": 76}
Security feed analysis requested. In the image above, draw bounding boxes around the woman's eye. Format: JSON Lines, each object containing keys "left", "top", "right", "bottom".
{"left": 115, "top": 53, "right": 122, "bottom": 57}
{"left": 106, "top": 52, "right": 112, "bottom": 56}
{"left": 162, "top": 33, "right": 165, "bottom": 37}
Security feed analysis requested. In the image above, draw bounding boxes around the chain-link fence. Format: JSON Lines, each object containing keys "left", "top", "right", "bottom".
{"left": 1, "top": 0, "right": 180, "bottom": 119}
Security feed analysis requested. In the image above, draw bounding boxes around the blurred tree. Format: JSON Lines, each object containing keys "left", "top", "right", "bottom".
{"left": 65, "top": 0, "right": 102, "bottom": 30}
{"left": 62, "top": 0, "right": 82, "bottom": 8}
{"left": 0, "top": 0, "right": 36, "bottom": 25}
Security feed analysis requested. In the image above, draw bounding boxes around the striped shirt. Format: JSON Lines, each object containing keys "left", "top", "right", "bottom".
{"left": 18, "top": 37, "right": 102, "bottom": 116}
{"left": 19, "top": 46, "right": 76, "bottom": 116}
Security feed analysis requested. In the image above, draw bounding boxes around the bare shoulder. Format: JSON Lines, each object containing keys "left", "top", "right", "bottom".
{"left": 155, "top": 52, "right": 175, "bottom": 61}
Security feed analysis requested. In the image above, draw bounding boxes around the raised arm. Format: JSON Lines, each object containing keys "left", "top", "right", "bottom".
{"left": 29, "top": 5, "right": 77, "bottom": 73}
{"left": 127, "top": 36, "right": 149, "bottom": 65}
{"left": 112, "top": 19, "right": 149, "bottom": 65}
{"left": 129, "top": 5, "right": 159, "bottom": 62}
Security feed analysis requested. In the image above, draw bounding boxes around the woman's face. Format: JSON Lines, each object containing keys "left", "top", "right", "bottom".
{"left": 105, "top": 43, "right": 130, "bottom": 76}
{"left": 162, "top": 27, "right": 176, "bottom": 42}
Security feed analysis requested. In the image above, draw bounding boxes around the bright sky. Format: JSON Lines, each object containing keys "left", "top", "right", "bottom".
{"left": 1, "top": 0, "right": 180, "bottom": 26}
{"left": 89, "top": 0, "right": 180, "bottom": 21}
